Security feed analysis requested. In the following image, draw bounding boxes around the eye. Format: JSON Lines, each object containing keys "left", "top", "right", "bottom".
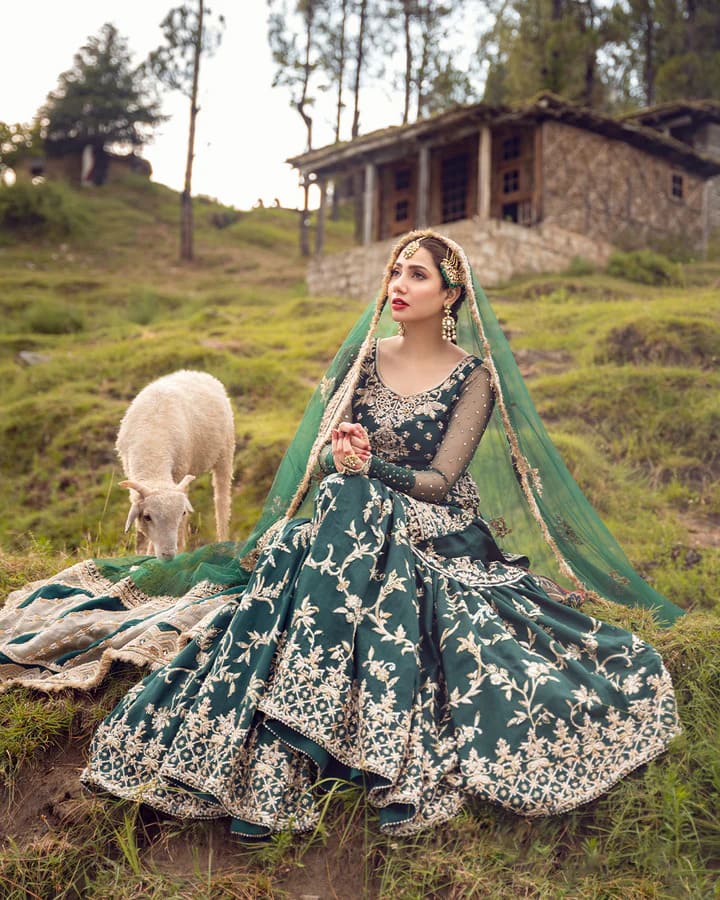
{"left": 182, "top": 510, "right": 188, "bottom": 516}
{"left": 142, "top": 513, "right": 152, "bottom": 523}
{"left": 412, "top": 271, "right": 426, "bottom": 279}
{"left": 390, "top": 266, "right": 400, "bottom": 277}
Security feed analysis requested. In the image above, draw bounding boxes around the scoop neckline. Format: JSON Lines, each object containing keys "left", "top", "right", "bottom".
{"left": 373, "top": 339, "right": 474, "bottom": 398}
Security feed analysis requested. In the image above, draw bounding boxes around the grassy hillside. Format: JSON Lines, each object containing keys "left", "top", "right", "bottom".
{"left": 0, "top": 177, "right": 718, "bottom": 898}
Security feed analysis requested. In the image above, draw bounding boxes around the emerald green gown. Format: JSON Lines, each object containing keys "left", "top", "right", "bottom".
{"left": 1, "top": 344, "right": 680, "bottom": 835}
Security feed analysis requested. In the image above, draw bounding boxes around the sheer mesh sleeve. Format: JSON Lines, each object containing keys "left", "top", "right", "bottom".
{"left": 369, "top": 364, "right": 494, "bottom": 502}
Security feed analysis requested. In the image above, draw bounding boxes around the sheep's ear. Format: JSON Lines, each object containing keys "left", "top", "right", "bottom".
{"left": 119, "top": 479, "right": 149, "bottom": 498}
{"left": 184, "top": 497, "right": 194, "bottom": 514}
{"left": 177, "top": 475, "right": 195, "bottom": 492}
{"left": 124, "top": 503, "right": 141, "bottom": 533}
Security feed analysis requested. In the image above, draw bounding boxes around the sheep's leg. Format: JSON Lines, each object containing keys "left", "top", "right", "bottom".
{"left": 212, "top": 449, "right": 233, "bottom": 541}
{"left": 177, "top": 516, "right": 188, "bottom": 552}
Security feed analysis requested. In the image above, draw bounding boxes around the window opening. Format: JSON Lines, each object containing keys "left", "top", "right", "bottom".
{"left": 441, "top": 153, "right": 469, "bottom": 222}
{"left": 502, "top": 136, "right": 521, "bottom": 160}
{"left": 395, "top": 168, "right": 411, "bottom": 191}
{"left": 503, "top": 169, "right": 519, "bottom": 194}
{"left": 395, "top": 200, "right": 409, "bottom": 221}
{"left": 671, "top": 173, "right": 684, "bottom": 199}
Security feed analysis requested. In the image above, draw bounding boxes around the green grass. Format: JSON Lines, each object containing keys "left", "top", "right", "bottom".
{"left": 0, "top": 177, "right": 719, "bottom": 897}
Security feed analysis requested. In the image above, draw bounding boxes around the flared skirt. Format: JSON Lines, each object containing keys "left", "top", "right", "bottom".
{"left": 73, "top": 474, "right": 681, "bottom": 835}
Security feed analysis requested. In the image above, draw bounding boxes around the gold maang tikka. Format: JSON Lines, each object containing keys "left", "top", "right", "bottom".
{"left": 402, "top": 239, "right": 422, "bottom": 258}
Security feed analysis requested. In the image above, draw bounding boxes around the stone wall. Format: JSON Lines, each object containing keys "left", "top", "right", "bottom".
{"left": 541, "top": 121, "right": 707, "bottom": 252}
{"left": 694, "top": 124, "right": 720, "bottom": 238}
{"left": 707, "top": 177, "right": 720, "bottom": 236}
{"left": 307, "top": 217, "right": 613, "bottom": 299}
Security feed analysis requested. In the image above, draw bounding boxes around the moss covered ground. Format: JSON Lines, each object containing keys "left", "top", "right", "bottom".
{"left": 0, "top": 177, "right": 718, "bottom": 897}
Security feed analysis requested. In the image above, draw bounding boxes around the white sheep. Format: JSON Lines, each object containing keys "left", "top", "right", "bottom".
{"left": 116, "top": 370, "right": 235, "bottom": 559}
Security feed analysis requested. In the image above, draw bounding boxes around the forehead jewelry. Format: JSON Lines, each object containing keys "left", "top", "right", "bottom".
{"left": 439, "top": 247, "right": 464, "bottom": 288}
{"left": 402, "top": 239, "right": 422, "bottom": 258}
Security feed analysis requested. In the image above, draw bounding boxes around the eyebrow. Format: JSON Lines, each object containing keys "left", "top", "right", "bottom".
{"left": 393, "top": 262, "right": 430, "bottom": 272}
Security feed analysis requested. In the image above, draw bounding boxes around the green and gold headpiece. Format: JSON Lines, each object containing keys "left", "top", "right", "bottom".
{"left": 439, "top": 248, "right": 463, "bottom": 289}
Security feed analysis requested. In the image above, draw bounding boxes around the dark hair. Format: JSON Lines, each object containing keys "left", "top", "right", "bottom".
{"left": 403, "top": 235, "right": 466, "bottom": 317}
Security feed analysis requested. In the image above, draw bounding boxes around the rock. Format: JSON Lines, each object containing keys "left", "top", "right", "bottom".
{"left": 17, "top": 351, "right": 51, "bottom": 366}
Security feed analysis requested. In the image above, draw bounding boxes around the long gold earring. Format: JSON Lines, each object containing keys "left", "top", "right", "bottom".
{"left": 398, "top": 322, "right": 406, "bottom": 336}
{"left": 442, "top": 304, "right": 457, "bottom": 342}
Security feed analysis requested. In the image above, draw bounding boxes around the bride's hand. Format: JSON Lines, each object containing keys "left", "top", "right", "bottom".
{"left": 331, "top": 422, "right": 371, "bottom": 473}
{"left": 338, "top": 421, "right": 370, "bottom": 452}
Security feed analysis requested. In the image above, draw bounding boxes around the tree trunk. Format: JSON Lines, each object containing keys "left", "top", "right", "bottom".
{"left": 332, "top": 0, "right": 349, "bottom": 221}
{"left": 415, "top": 1, "right": 431, "bottom": 120}
{"left": 402, "top": 0, "right": 413, "bottom": 125}
{"left": 351, "top": 0, "right": 367, "bottom": 140}
{"left": 181, "top": 0, "right": 204, "bottom": 261}
{"left": 300, "top": 175, "right": 311, "bottom": 257}
{"left": 352, "top": 0, "right": 368, "bottom": 239}
{"left": 644, "top": 4, "right": 655, "bottom": 106}
{"left": 296, "top": 1, "right": 315, "bottom": 257}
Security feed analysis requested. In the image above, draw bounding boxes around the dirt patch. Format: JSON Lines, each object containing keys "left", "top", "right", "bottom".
{"left": 675, "top": 513, "right": 720, "bottom": 549}
{"left": 0, "top": 741, "right": 87, "bottom": 844}
{"left": 512, "top": 347, "right": 573, "bottom": 379}
{"left": 148, "top": 823, "right": 376, "bottom": 899}
{"left": 1, "top": 738, "right": 377, "bottom": 898}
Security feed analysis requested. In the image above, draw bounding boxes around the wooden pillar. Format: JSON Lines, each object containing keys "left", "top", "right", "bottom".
{"left": 315, "top": 177, "right": 327, "bottom": 256}
{"left": 363, "top": 162, "right": 377, "bottom": 245}
{"left": 477, "top": 126, "right": 492, "bottom": 220}
{"left": 416, "top": 145, "right": 430, "bottom": 227}
{"left": 533, "top": 124, "right": 543, "bottom": 225}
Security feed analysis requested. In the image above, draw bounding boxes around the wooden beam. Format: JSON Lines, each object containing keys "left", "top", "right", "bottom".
{"left": 315, "top": 178, "right": 327, "bottom": 256}
{"left": 477, "top": 126, "right": 491, "bottom": 220}
{"left": 417, "top": 145, "right": 430, "bottom": 227}
{"left": 363, "top": 162, "right": 377, "bottom": 245}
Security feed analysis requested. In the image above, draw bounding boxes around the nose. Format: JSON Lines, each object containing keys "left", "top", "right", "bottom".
{"left": 392, "top": 272, "right": 407, "bottom": 293}
{"left": 158, "top": 549, "right": 176, "bottom": 561}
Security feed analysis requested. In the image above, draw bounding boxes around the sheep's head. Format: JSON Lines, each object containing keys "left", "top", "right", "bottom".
{"left": 120, "top": 476, "right": 195, "bottom": 560}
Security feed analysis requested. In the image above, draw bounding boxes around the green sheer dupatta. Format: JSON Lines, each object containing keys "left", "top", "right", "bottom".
{"left": 114, "top": 229, "right": 683, "bottom": 625}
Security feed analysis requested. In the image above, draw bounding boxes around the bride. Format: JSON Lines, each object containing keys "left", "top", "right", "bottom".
{"left": 0, "top": 230, "right": 682, "bottom": 836}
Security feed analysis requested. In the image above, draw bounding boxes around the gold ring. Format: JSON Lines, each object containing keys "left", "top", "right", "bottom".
{"left": 343, "top": 453, "right": 362, "bottom": 471}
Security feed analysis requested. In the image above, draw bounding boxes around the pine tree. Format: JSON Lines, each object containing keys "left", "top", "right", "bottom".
{"left": 42, "top": 24, "right": 164, "bottom": 181}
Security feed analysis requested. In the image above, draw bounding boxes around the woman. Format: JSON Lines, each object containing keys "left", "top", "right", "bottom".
{"left": 0, "top": 230, "right": 682, "bottom": 835}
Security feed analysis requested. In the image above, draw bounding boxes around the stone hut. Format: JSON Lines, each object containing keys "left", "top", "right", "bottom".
{"left": 14, "top": 148, "right": 152, "bottom": 187}
{"left": 288, "top": 93, "right": 720, "bottom": 296}
{"left": 621, "top": 99, "right": 720, "bottom": 239}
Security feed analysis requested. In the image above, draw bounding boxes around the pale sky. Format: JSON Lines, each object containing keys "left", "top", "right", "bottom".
{"left": 1, "top": 1, "right": 404, "bottom": 210}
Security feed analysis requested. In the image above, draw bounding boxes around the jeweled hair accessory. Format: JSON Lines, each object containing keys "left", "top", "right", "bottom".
{"left": 439, "top": 248, "right": 464, "bottom": 288}
{"left": 402, "top": 239, "right": 422, "bottom": 258}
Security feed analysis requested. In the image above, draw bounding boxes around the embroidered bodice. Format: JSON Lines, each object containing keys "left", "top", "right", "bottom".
{"left": 324, "top": 341, "right": 495, "bottom": 511}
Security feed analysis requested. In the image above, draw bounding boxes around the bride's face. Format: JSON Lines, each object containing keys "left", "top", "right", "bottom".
{"left": 388, "top": 246, "right": 453, "bottom": 327}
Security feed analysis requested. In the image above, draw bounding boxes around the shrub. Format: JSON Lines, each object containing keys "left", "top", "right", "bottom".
{"left": 607, "top": 249, "right": 683, "bottom": 286}
{"left": 0, "top": 180, "right": 88, "bottom": 237}
{"left": 24, "top": 300, "right": 85, "bottom": 334}
{"left": 565, "top": 256, "right": 596, "bottom": 276}
{"left": 597, "top": 317, "right": 720, "bottom": 369}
